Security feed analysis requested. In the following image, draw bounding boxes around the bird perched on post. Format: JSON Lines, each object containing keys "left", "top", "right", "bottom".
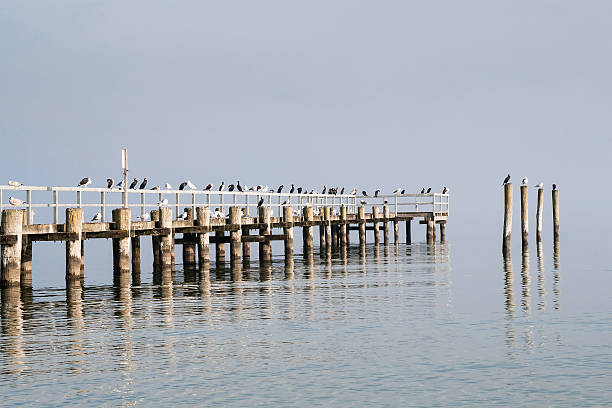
{"left": 150, "top": 186, "right": 160, "bottom": 190}
{"left": 361, "top": 191, "right": 368, "bottom": 196}
{"left": 78, "top": 177, "right": 91, "bottom": 187}
{"left": 289, "top": 184, "right": 295, "bottom": 194}
{"left": 116, "top": 180, "right": 124, "bottom": 188}
{"left": 400, "top": 189, "right": 405, "bottom": 194}
{"left": 393, "top": 188, "right": 401, "bottom": 194}
{"left": 9, "top": 196, "right": 24, "bottom": 206}
{"left": 420, "top": 188, "right": 425, "bottom": 194}
{"left": 442, "top": 187, "right": 448, "bottom": 194}
{"left": 297, "top": 187, "right": 303, "bottom": 194}
{"left": 139, "top": 178, "right": 148, "bottom": 189}
{"left": 106, "top": 178, "right": 114, "bottom": 188}
{"left": 534, "top": 182, "right": 543, "bottom": 189}
{"left": 204, "top": 183, "right": 213, "bottom": 191}
{"left": 129, "top": 178, "right": 138, "bottom": 189}
{"left": 340, "top": 187, "right": 345, "bottom": 195}
{"left": 503, "top": 174, "right": 511, "bottom": 185}
{"left": 228, "top": 184, "right": 235, "bottom": 192}
{"left": 322, "top": 185, "right": 327, "bottom": 194}
{"left": 374, "top": 190, "right": 380, "bottom": 197}
{"left": 164, "top": 183, "right": 172, "bottom": 190}
{"left": 219, "top": 181, "right": 225, "bottom": 191}
{"left": 426, "top": 188, "right": 432, "bottom": 193}
{"left": 257, "top": 197, "right": 264, "bottom": 207}
{"left": 179, "top": 182, "right": 188, "bottom": 190}
{"left": 156, "top": 198, "right": 168, "bottom": 207}
{"left": 552, "top": 183, "right": 557, "bottom": 190}
{"left": 350, "top": 188, "right": 356, "bottom": 195}
{"left": 91, "top": 212, "right": 102, "bottom": 222}
{"left": 8, "top": 180, "right": 22, "bottom": 187}
{"left": 277, "top": 185, "right": 284, "bottom": 193}
{"left": 522, "top": 177, "right": 528, "bottom": 186}
{"left": 237, "top": 181, "right": 243, "bottom": 192}
{"left": 186, "top": 180, "right": 196, "bottom": 190}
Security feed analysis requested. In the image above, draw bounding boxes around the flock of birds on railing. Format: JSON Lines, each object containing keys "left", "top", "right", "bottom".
{"left": 502, "top": 174, "right": 557, "bottom": 190}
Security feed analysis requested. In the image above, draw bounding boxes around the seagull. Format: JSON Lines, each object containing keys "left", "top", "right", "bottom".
{"left": 374, "top": 190, "right": 380, "bottom": 197}
{"left": 257, "top": 197, "right": 264, "bottom": 207}
{"left": 263, "top": 185, "right": 269, "bottom": 192}
{"left": 360, "top": 200, "right": 368, "bottom": 205}
{"left": 165, "top": 183, "right": 172, "bottom": 190}
{"left": 503, "top": 174, "right": 511, "bottom": 185}
{"left": 137, "top": 213, "right": 151, "bottom": 221}
{"left": 129, "top": 178, "right": 138, "bottom": 189}
{"left": 8, "top": 180, "right": 22, "bottom": 187}
{"left": 78, "top": 177, "right": 91, "bottom": 187}
{"left": 393, "top": 188, "right": 402, "bottom": 194}
{"left": 552, "top": 183, "right": 557, "bottom": 191}
{"left": 213, "top": 208, "right": 224, "bottom": 218}
{"left": 362, "top": 191, "right": 368, "bottom": 196}
{"left": 426, "top": 188, "right": 432, "bottom": 193}
{"left": 91, "top": 212, "right": 102, "bottom": 222}
{"left": 157, "top": 198, "right": 168, "bottom": 207}
{"left": 228, "top": 184, "right": 235, "bottom": 192}
{"left": 277, "top": 185, "right": 284, "bottom": 193}
{"left": 289, "top": 184, "right": 295, "bottom": 194}
{"left": 204, "top": 183, "right": 213, "bottom": 191}
{"left": 534, "top": 182, "right": 543, "bottom": 189}
{"left": 106, "top": 178, "right": 114, "bottom": 188}
{"left": 8, "top": 196, "right": 24, "bottom": 206}
{"left": 178, "top": 210, "right": 188, "bottom": 220}
{"left": 187, "top": 180, "right": 196, "bottom": 190}
{"left": 237, "top": 181, "right": 243, "bottom": 192}
{"left": 522, "top": 177, "right": 528, "bottom": 186}
{"left": 139, "top": 178, "right": 148, "bottom": 189}
{"left": 420, "top": 188, "right": 425, "bottom": 194}
{"left": 219, "top": 181, "right": 225, "bottom": 191}
{"left": 350, "top": 188, "right": 356, "bottom": 195}
{"left": 179, "top": 182, "right": 188, "bottom": 190}
{"left": 150, "top": 186, "right": 160, "bottom": 190}
{"left": 442, "top": 187, "right": 448, "bottom": 194}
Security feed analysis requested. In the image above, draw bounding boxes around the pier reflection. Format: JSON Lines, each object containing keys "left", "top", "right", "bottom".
{"left": 1, "top": 287, "right": 24, "bottom": 375}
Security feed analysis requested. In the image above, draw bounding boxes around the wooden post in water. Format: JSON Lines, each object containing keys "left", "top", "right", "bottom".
{"left": 215, "top": 229, "right": 226, "bottom": 264}
{"left": 1, "top": 209, "right": 24, "bottom": 287}
{"left": 196, "top": 206, "right": 210, "bottom": 266}
{"left": 157, "top": 207, "right": 173, "bottom": 271}
{"left": 536, "top": 188, "right": 544, "bottom": 242}
{"left": 302, "top": 206, "right": 314, "bottom": 254}
{"left": 405, "top": 218, "right": 412, "bottom": 244}
{"left": 131, "top": 236, "right": 141, "bottom": 276}
{"left": 358, "top": 206, "right": 366, "bottom": 246}
{"left": 393, "top": 218, "right": 399, "bottom": 244}
{"left": 20, "top": 211, "right": 32, "bottom": 288}
{"left": 319, "top": 211, "right": 326, "bottom": 250}
{"left": 324, "top": 207, "right": 332, "bottom": 253}
{"left": 229, "top": 206, "right": 242, "bottom": 264}
{"left": 372, "top": 206, "right": 380, "bottom": 245}
{"left": 182, "top": 208, "right": 196, "bottom": 266}
{"left": 339, "top": 206, "right": 347, "bottom": 247}
{"left": 382, "top": 204, "right": 390, "bottom": 245}
{"left": 440, "top": 223, "right": 446, "bottom": 243}
{"left": 502, "top": 183, "right": 513, "bottom": 255}
{"left": 259, "top": 206, "right": 272, "bottom": 262}
{"left": 65, "top": 208, "right": 83, "bottom": 282}
{"left": 426, "top": 216, "right": 434, "bottom": 244}
{"left": 520, "top": 185, "right": 528, "bottom": 251}
{"left": 151, "top": 210, "right": 161, "bottom": 267}
{"left": 242, "top": 207, "right": 250, "bottom": 262}
{"left": 552, "top": 188, "right": 559, "bottom": 242}
{"left": 283, "top": 206, "right": 294, "bottom": 261}
{"left": 112, "top": 208, "right": 131, "bottom": 274}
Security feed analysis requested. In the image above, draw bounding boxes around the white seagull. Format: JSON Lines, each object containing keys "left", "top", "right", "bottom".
{"left": 165, "top": 183, "right": 173, "bottom": 190}
{"left": 534, "top": 182, "right": 543, "bottom": 189}
{"left": 178, "top": 210, "right": 188, "bottom": 220}
{"left": 9, "top": 196, "right": 24, "bottom": 206}
{"left": 522, "top": 177, "right": 528, "bottom": 186}
{"left": 8, "top": 180, "right": 22, "bottom": 187}
{"left": 157, "top": 198, "right": 168, "bottom": 207}
{"left": 393, "top": 187, "right": 402, "bottom": 194}
{"left": 91, "top": 212, "right": 102, "bottom": 222}
{"left": 213, "top": 209, "right": 224, "bottom": 219}
{"left": 137, "top": 213, "right": 151, "bottom": 221}
{"left": 186, "top": 180, "right": 197, "bottom": 190}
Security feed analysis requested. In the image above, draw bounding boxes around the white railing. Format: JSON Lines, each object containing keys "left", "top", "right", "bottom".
{"left": 0, "top": 185, "right": 449, "bottom": 224}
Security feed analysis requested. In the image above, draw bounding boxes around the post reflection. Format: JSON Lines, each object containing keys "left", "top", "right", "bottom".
{"left": 503, "top": 254, "right": 514, "bottom": 316}
{"left": 521, "top": 249, "right": 530, "bottom": 313}
{"left": 1, "top": 287, "right": 25, "bottom": 375}
{"left": 553, "top": 241, "right": 561, "bottom": 310}
{"left": 536, "top": 241, "right": 546, "bottom": 311}
{"left": 66, "top": 280, "right": 85, "bottom": 374}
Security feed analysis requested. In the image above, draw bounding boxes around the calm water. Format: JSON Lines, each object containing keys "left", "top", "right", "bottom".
{"left": 1, "top": 236, "right": 611, "bottom": 406}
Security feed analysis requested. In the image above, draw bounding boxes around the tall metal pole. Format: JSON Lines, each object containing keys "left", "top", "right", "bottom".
{"left": 122, "top": 148, "right": 128, "bottom": 208}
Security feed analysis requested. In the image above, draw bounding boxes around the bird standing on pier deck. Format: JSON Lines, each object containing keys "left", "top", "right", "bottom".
{"left": 237, "top": 181, "right": 243, "bottom": 192}
{"left": 393, "top": 188, "right": 401, "bottom": 194}
{"left": 420, "top": 188, "right": 425, "bottom": 194}
{"left": 362, "top": 191, "right": 368, "bottom": 196}
{"left": 297, "top": 187, "right": 303, "bottom": 194}
{"left": 277, "top": 185, "right": 284, "bottom": 193}
{"left": 91, "top": 212, "right": 102, "bottom": 222}
{"left": 138, "top": 213, "right": 150, "bottom": 221}
{"left": 165, "top": 183, "right": 172, "bottom": 190}
{"left": 179, "top": 182, "right": 188, "bottom": 190}
{"left": 129, "top": 178, "right": 138, "bottom": 189}
{"left": 151, "top": 186, "right": 160, "bottom": 190}
{"left": 322, "top": 185, "right": 327, "bottom": 194}
{"left": 552, "top": 183, "right": 557, "bottom": 190}
{"left": 8, "top": 197, "right": 24, "bottom": 206}
{"left": 106, "top": 178, "right": 114, "bottom": 188}
{"left": 8, "top": 180, "right": 22, "bottom": 187}
{"left": 442, "top": 187, "right": 448, "bottom": 194}
{"left": 534, "top": 182, "right": 543, "bottom": 189}
{"left": 290, "top": 184, "right": 295, "bottom": 194}
{"left": 187, "top": 180, "right": 196, "bottom": 190}
{"left": 78, "top": 177, "right": 91, "bottom": 187}
{"left": 219, "top": 181, "right": 225, "bottom": 191}
{"left": 139, "top": 178, "right": 148, "bottom": 189}
{"left": 257, "top": 197, "right": 264, "bottom": 207}
{"left": 522, "top": 177, "right": 528, "bottom": 186}
{"left": 426, "top": 188, "right": 432, "bottom": 193}
{"left": 228, "top": 184, "right": 235, "bottom": 192}
{"left": 178, "top": 210, "right": 188, "bottom": 220}
{"left": 374, "top": 190, "right": 380, "bottom": 197}
{"left": 204, "top": 183, "right": 213, "bottom": 191}
{"left": 157, "top": 198, "right": 168, "bottom": 207}
{"left": 503, "top": 174, "right": 511, "bottom": 185}
{"left": 360, "top": 200, "right": 368, "bottom": 205}
{"left": 350, "top": 188, "right": 356, "bottom": 195}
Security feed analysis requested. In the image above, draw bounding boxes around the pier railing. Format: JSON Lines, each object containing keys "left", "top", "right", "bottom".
{"left": 0, "top": 185, "right": 449, "bottom": 224}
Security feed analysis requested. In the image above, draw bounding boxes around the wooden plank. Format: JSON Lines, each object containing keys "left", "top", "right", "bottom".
{"left": 85, "top": 230, "right": 129, "bottom": 240}
{"left": 29, "top": 232, "right": 79, "bottom": 242}
{"left": 82, "top": 222, "right": 112, "bottom": 233}
{"left": 0, "top": 234, "right": 18, "bottom": 245}
{"left": 134, "top": 228, "right": 171, "bottom": 237}
{"left": 23, "top": 224, "right": 59, "bottom": 234}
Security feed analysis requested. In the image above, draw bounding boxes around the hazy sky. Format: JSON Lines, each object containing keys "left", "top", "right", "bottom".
{"left": 1, "top": 1, "right": 611, "bottom": 239}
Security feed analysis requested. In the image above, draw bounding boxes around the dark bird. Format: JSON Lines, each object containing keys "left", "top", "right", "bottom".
{"left": 228, "top": 184, "right": 235, "bottom": 192}
{"left": 503, "top": 174, "right": 511, "bottom": 185}
{"left": 236, "top": 181, "right": 243, "bottom": 192}
{"left": 426, "top": 188, "right": 432, "bottom": 193}
{"left": 219, "top": 181, "right": 225, "bottom": 191}
{"left": 281, "top": 199, "right": 288, "bottom": 205}
{"left": 257, "top": 197, "right": 264, "bottom": 207}
{"left": 106, "top": 178, "right": 114, "bottom": 188}
{"left": 139, "top": 178, "right": 148, "bottom": 189}
{"left": 374, "top": 190, "right": 380, "bottom": 197}
{"left": 340, "top": 187, "right": 345, "bottom": 195}
{"left": 204, "top": 183, "right": 213, "bottom": 191}
{"left": 129, "top": 178, "right": 138, "bottom": 189}
{"left": 362, "top": 191, "right": 368, "bottom": 196}
{"left": 552, "top": 183, "right": 557, "bottom": 190}
{"left": 289, "top": 184, "right": 295, "bottom": 194}
{"left": 277, "top": 185, "right": 284, "bottom": 193}
{"left": 420, "top": 188, "right": 425, "bottom": 194}
{"left": 322, "top": 185, "right": 327, "bottom": 194}
{"left": 179, "top": 182, "right": 188, "bottom": 190}
{"left": 400, "top": 189, "right": 405, "bottom": 194}
{"left": 442, "top": 187, "right": 448, "bottom": 194}
{"left": 78, "top": 177, "right": 91, "bottom": 187}
{"left": 150, "top": 186, "right": 160, "bottom": 190}
{"left": 297, "top": 187, "right": 303, "bottom": 194}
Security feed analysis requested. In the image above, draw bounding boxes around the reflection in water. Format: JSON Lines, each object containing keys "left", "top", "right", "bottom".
{"left": 553, "top": 241, "right": 561, "bottom": 310}
{"left": 536, "top": 241, "right": 546, "bottom": 311}
{"left": 521, "top": 250, "right": 530, "bottom": 313}
{"left": 1, "top": 287, "right": 24, "bottom": 375}
{"left": 66, "top": 281, "right": 85, "bottom": 374}
{"left": 503, "top": 254, "right": 514, "bottom": 316}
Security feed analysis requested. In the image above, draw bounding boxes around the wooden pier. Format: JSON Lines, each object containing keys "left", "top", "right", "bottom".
{"left": 0, "top": 185, "right": 449, "bottom": 288}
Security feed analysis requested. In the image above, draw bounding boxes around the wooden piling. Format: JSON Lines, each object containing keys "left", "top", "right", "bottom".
{"left": 502, "top": 183, "right": 513, "bottom": 255}
{"left": 112, "top": 208, "right": 131, "bottom": 274}
{"left": 242, "top": 207, "right": 250, "bottom": 261}
{"left": 372, "top": 206, "right": 380, "bottom": 245}
{"left": 405, "top": 218, "right": 412, "bottom": 244}
{"left": 131, "top": 236, "right": 141, "bottom": 275}
{"left": 196, "top": 206, "right": 210, "bottom": 265}
{"left": 20, "top": 211, "right": 32, "bottom": 288}
{"left": 393, "top": 219, "right": 399, "bottom": 244}
{"left": 440, "top": 223, "right": 446, "bottom": 243}
{"left": 302, "top": 206, "right": 314, "bottom": 254}
{"left": 157, "top": 207, "right": 173, "bottom": 270}
{"left": 358, "top": 206, "right": 366, "bottom": 246}
{"left": 183, "top": 208, "right": 197, "bottom": 266}
{"left": 339, "top": 206, "right": 347, "bottom": 247}
{"left": 319, "top": 212, "right": 326, "bottom": 250}
{"left": 151, "top": 210, "right": 161, "bottom": 267}
{"left": 324, "top": 207, "right": 332, "bottom": 253}
{"left": 229, "top": 206, "right": 242, "bottom": 264}
{"left": 283, "top": 206, "right": 294, "bottom": 260}
{"left": 65, "top": 208, "right": 84, "bottom": 282}
{"left": 552, "top": 188, "right": 559, "bottom": 242}
{"left": 536, "top": 188, "right": 544, "bottom": 242}
{"left": 259, "top": 206, "right": 272, "bottom": 262}
{"left": 1, "top": 209, "right": 24, "bottom": 287}
{"left": 383, "top": 204, "right": 390, "bottom": 245}
{"left": 426, "top": 216, "right": 434, "bottom": 244}
{"left": 520, "top": 185, "right": 528, "bottom": 250}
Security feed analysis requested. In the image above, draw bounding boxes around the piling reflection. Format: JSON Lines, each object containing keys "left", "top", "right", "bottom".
{"left": 503, "top": 254, "right": 514, "bottom": 316}
{"left": 553, "top": 241, "right": 561, "bottom": 310}
{"left": 66, "top": 280, "right": 85, "bottom": 374}
{"left": 520, "top": 250, "right": 530, "bottom": 313}
{"left": 536, "top": 241, "right": 546, "bottom": 310}
{"left": 1, "top": 287, "right": 24, "bottom": 375}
